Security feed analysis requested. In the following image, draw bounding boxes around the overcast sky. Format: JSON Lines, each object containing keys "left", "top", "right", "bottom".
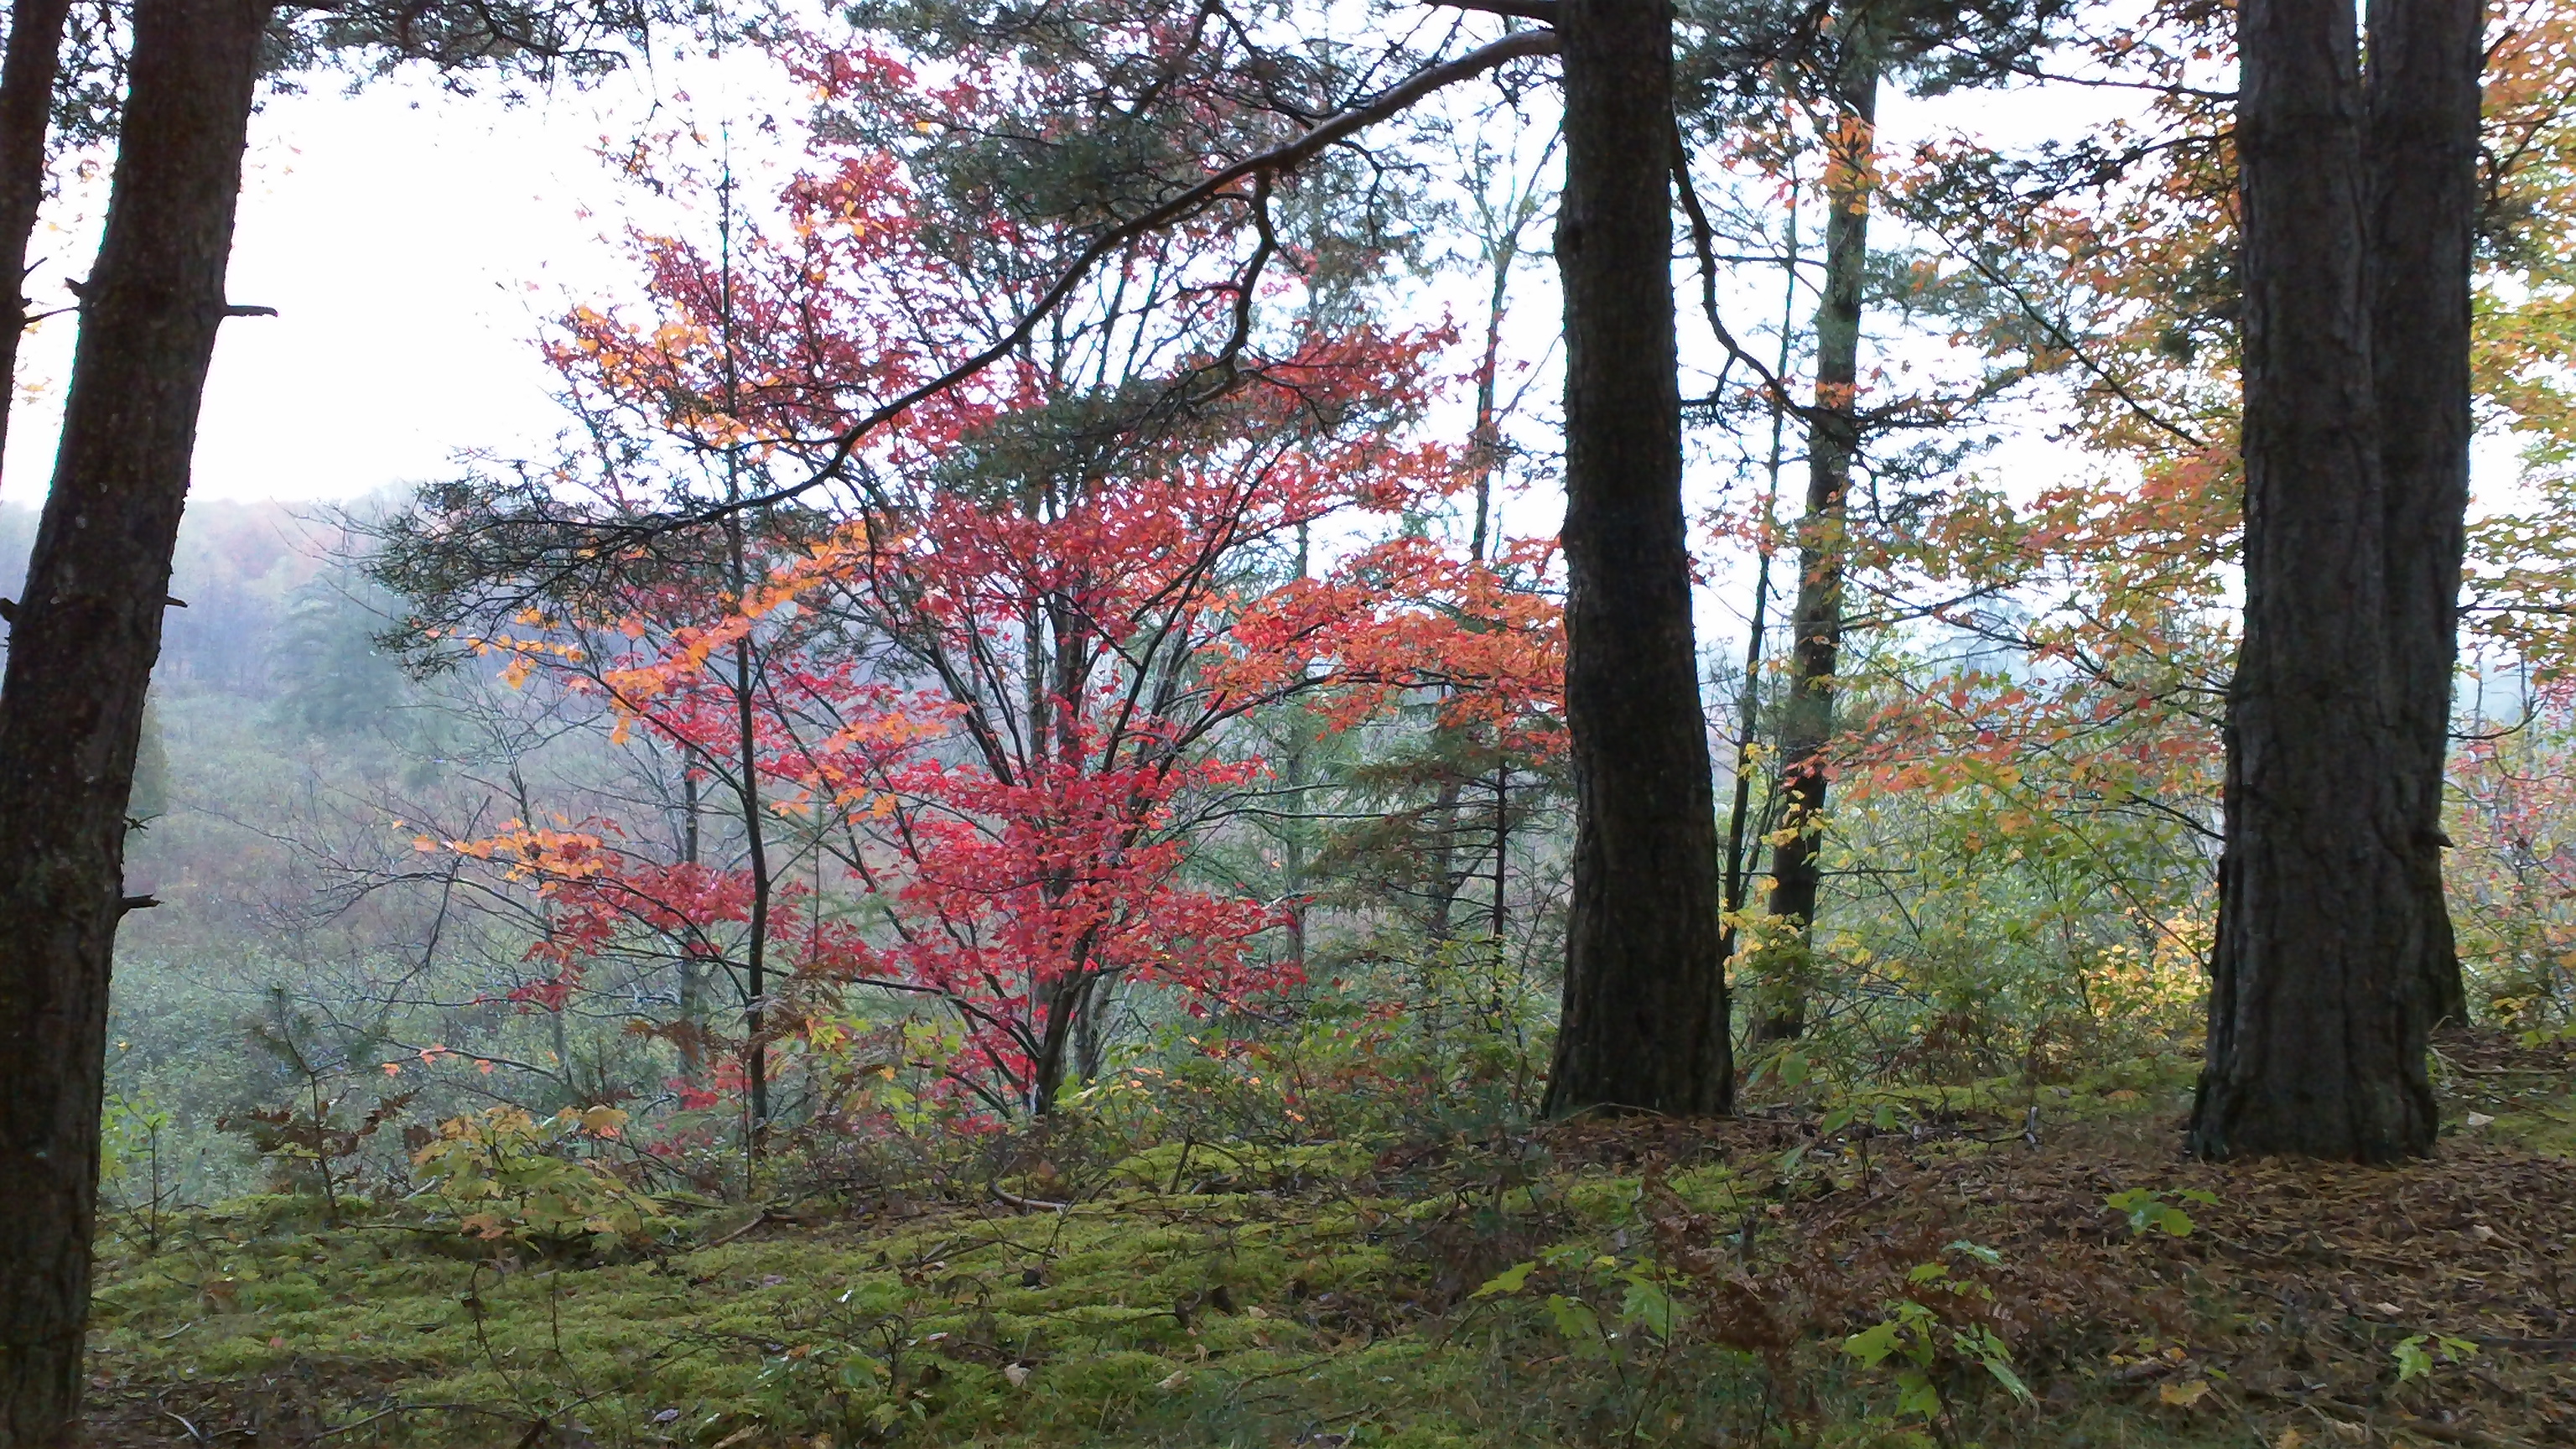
{"left": 0, "top": 38, "right": 2139, "bottom": 516}
{"left": 2, "top": 65, "right": 667, "bottom": 508}
{"left": 2, "top": 34, "right": 2500, "bottom": 543}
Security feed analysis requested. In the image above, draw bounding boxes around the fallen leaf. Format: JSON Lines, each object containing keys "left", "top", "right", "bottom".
{"left": 2159, "top": 1380, "right": 2210, "bottom": 1407}
{"left": 2465, "top": 1112, "right": 2495, "bottom": 1129}
{"left": 1156, "top": 1369, "right": 1189, "bottom": 1392}
{"left": 2276, "top": 1429, "right": 2306, "bottom": 1449}
{"left": 1004, "top": 1363, "right": 1031, "bottom": 1388}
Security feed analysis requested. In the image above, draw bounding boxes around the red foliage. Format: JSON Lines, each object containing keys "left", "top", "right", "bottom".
{"left": 434, "top": 39, "right": 1564, "bottom": 1113}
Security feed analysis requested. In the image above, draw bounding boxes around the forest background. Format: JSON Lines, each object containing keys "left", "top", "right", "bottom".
{"left": 54, "top": 0, "right": 2576, "bottom": 1194}
{"left": 9, "top": 0, "right": 2576, "bottom": 1441}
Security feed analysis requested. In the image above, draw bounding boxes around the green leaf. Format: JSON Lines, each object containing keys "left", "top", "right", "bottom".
{"left": 1472, "top": 1260, "right": 1537, "bottom": 1299}
{"left": 2394, "top": 1335, "right": 2434, "bottom": 1383}
{"left": 1843, "top": 1319, "right": 1903, "bottom": 1367}
{"left": 1619, "top": 1275, "right": 1685, "bottom": 1339}
{"left": 1544, "top": 1293, "right": 1600, "bottom": 1343}
{"left": 1970, "top": 1329, "right": 2036, "bottom": 1403}
{"left": 2105, "top": 1187, "right": 2195, "bottom": 1236}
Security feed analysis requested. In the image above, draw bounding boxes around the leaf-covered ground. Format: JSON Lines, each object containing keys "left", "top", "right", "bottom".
{"left": 80, "top": 1033, "right": 2576, "bottom": 1448}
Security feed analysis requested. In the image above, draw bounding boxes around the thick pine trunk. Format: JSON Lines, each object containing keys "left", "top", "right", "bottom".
{"left": 1754, "top": 31, "right": 1876, "bottom": 1046}
{"left": 0, "top": 0, "right": 73, "bottom": 486}
{"left": 2369, "top": 0, "right": 2481, "bottom": 1031}
{"left": 2188, "top": 0, "right": 2435, "bottom": 1161}
{"left": 0, "top": 3, "right": 270, "bottom": 1441}
{"left": 1543, "top": 0, "right": 1732, "bottom": 1118}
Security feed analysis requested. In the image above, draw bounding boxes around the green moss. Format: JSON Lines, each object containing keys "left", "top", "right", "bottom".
{"left": 91, "top": 1072, "right": 2557, "bottom": 1448}
{"left": 2486, "top": 1096, "right": 2576, "bottom": 1156}
{"left": 90, "top": 1180, "right": 1514, "bottom": 1446}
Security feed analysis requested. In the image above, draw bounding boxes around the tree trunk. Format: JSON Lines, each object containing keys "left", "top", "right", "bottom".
{"left": 676, "top": 761, "right": 704, "bottom": 1079}
{"left": 1426, "top": 771, "right": 1462, "bottom": 940}
{"left": 1754, "top": 29, "right": 1877, "bottom": 1045}
{"left": 1716, "top": 179, "right": 1804, "bottom": 984}
{"left": 1543, "top": 0, "right": 1732, "bottom": 1118}
{"left": 0, "top": 0, "right": 73, "bottom": 487}
{"left": 2368, "top": 0, "right": 2480, "bottom": 1031}
{"left": 0, "top": 3, "right": 270, "bottom": 1441}
{"left": 1028, "top": 963, "right": 1098, "bottom": 1114}
{"left": 2187, "top": 0, "right": 2436, "bottom": 1161}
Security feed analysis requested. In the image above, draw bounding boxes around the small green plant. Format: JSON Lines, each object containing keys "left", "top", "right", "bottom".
{"left": 1472, "top": 1244, "right": 1691, "bottom": 1356}
{"left": 2105, "top": 1186, "right": 2218, "bottom": 1237}
{"left": 101, "top": 1090, "right": 179, "bottom": 1249}
{"left": 2392, "top": 1332, "right": 2479, "bottom": 1384}
{"left": 221, "top": 1084, "right": 414, "bottom": 1224}
{"left": 745, "top": 1310, "right": 927, "bottom": 1442}
{"left": 411, "top": 1104, "right": 667, "bottom": 1254}
{"left": 1819, "top": 1093, "right": 1916, "bottom": 1137}
{"left": 1841, "top": 1242, "right": 2036, "bottom": 1428}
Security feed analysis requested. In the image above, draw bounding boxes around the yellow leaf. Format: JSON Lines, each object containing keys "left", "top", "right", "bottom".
{"left": 2158, "top": 1380, "right": 2210, "bottom": 1408}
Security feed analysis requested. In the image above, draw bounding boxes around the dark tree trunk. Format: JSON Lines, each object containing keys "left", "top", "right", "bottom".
{"left": 1543, "top": 0, "right": 1732, "bottom": 1118}
{"left": 2369, "top": 0, "right": 2480, "bottom": 1031}
{"left": 1716, "top": 536, "right": 1772, "bottom": 972}
{"left": 0, "top": 3, "right": 271, "bottom": 1441}
{"left": 676, "top": 761, "right": 705, "bottom": 1079}
{"left": 1754, "top": 29, "right": 1877, "bottom": 1046}
{"left": 2188, "top": 0, "right": 2436, "bottom": 1161}
{"left": 0, "top": 0, "right": 73, "bottom": 486}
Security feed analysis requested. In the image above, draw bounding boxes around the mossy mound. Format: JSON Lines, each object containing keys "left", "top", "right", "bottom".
{"left": 81, "top": 1034, "right": 2576, "bottom": 1447}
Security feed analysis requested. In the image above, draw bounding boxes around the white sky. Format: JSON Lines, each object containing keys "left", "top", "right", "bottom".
{"left": 3, "top": 68, "right": 658, "bottom": 506}
{"left": 0, "top": 32, "right": 2516, "bottom": 556}
{"left": 0, "top": 39, "right": 2114, "bottom": 513}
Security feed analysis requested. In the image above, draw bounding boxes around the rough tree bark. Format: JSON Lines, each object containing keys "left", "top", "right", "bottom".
{"left": 0, "top": 0, "right": 74, "bottom": 486}
{"left": 2370, "top": 0, "right": 2481, "bottom": 1031}
{"left": 1754, "top": 23, "right": 1877, "bottom": 1045}
{"left": 0, "top": 3, "right": 273, "bottom": 1441}
{"left": 1543, "top": 0, "right": 1733, "bottom": 1118}
{"left": 2188, "top": 0, "right": 2438, "bottom": 1161}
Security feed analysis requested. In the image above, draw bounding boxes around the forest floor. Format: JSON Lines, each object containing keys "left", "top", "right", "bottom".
{"left": 79, "top": 1031, "right": 2576, "bottom": 1449}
